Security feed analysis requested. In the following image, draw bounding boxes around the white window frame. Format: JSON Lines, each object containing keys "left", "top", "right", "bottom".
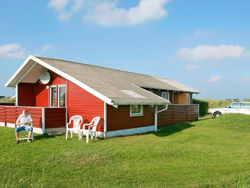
{"left": 49, "top": 85, "right": 57, "bottom": 107}
{"left": 161, "top": 91, "right": 169, "bottom": 100}
{"left": 58, "top": 84, "right": 67, "bottom": 107}
{"left": 130, "top": 105, "right": 143, "bottom": 117}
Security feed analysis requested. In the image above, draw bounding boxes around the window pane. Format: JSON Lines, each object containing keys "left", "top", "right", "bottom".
{"left": 162, "top": 92, "right": 169, "bottom": 100}
{"left": 241, "top": 103, "right": 250, "bottom": 108}
{"left": 231, "top": 103, "right": 240, "bottom": 108}
{"left": 51, "top": 87, "right": 57, "bottom": 107}
{"left": 131, "top": 105, "right": 140, "bottom": 113}
{"left": 59, "top": 87, "right": 66, "bottom": 107}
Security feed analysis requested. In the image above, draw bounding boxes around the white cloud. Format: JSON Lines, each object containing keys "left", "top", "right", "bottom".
{"left": 177, "top": 45, "right": 249, "bottom": 62}
{"left": 0, "top": 43, "right": 26, "bottom": 59}
{"left": 185, "top": 64, "right": 199, "bottom": 71}
{"left": 207, "top": 75, "right": 221, "bottom": 83}
{"left": 48, "top": 0, "right": 83, "bottom": 20}
{"left": 48, "top": 0, "right": 69, "bottom": 12}
{"left": 84, "top": 0, "right": 170, "bottom": 26}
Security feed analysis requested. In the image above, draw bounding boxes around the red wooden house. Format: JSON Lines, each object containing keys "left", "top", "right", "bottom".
{"left": 0, "top": 56, "right": 199, "bottom": 137}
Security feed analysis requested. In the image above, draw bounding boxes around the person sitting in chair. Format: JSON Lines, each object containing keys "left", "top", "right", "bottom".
{"left": 15, "top": 109, "right": 33, "bottom": 144}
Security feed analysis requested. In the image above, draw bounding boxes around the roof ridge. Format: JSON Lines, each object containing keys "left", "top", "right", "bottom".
{"left": 35, "top": 56, "right": 155, "bottom": 78}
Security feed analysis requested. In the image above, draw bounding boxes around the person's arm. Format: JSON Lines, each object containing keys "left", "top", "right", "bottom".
{"left": 27, "top": 115, "right": 33, "bottom": 125}
{"left": 16, "top": 115, "right": 22, "bottom": 127}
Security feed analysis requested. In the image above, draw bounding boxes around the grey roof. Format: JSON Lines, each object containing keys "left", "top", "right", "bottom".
{"left": 34, "top": 57, "right": 199, "bottom": 105}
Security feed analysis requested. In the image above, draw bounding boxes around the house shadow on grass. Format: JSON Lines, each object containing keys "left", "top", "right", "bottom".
{"left": 154, "top": 123, "right": 195, "bottom": 137}
{"left": 34, "top": 133, "right": 55, "bottom": 140}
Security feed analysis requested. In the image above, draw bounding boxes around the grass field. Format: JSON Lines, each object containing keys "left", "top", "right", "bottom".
{"left": 0, "top": 114, "right": 249, "bottom": 188}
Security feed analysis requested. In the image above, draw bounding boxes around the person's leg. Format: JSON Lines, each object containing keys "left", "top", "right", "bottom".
{"left": 15, "top": 131, "right": 19, "bottom": 141}
{"left": 28, "top": 131, "right": 31, "bottom": 140}
{"left": 15, "top": 127, "right": 22, "bottom": 143}
{"left": 26, "top": 126, "right": 33, "bottom": 141}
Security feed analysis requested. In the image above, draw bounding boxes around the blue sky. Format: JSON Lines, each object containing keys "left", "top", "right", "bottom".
{"left": 0, "top": 0, "right": 250, "bottom": 99}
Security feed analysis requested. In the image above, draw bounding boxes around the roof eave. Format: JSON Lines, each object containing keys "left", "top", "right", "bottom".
{"left": 5, "top": 55, "right": 115, "bottom": 106}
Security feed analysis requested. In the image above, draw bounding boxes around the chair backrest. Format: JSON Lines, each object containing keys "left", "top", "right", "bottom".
{"left": 90, "top": 116, "right": 101, "bottom": 131}
{"left": 70, "top": 115, "right": 83, "bottom": 129}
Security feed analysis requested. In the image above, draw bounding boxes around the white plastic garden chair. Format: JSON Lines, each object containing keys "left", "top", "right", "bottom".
{"left": 66, "top": 115, "right": 83, "bottom": 140}
{"left": 81, "top": 116, "right": 100, "bottom": 143}
{"left": 18, "top": 123, "right": 34, "bottom": 141}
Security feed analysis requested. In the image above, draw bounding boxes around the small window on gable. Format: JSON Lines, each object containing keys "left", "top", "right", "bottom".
{"left": 130, "top": 105, "right": 143, "bottom": 117}
{"left": 161, "top": 92, "right": 169, "bottom": 100}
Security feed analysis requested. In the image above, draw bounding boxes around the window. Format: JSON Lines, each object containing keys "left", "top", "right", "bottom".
{"left": 161, "top": 92, "right": 169, "bottom": 100}
{"left": 50, "top": 86, "right": 57, "bottom": 107}
{"left": 241, "top": 103, "right": 250, "bottom": 109}
{"left": 130, "top": 105, "right": 143, "bottom": 116}
{"left": 58, "top": 85, "right": 66, "bottom": 107}
{"left": 230, "top": 103, "right": 240, "bottom": 108}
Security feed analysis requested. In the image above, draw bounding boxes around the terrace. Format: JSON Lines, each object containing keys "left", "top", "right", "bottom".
{"left": 0, "top": 105, "right": 66, "bottom": 134}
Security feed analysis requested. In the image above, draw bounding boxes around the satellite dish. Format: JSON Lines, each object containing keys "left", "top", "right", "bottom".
{"left": 40, "top": 71, "right": 51, "bottom": 84}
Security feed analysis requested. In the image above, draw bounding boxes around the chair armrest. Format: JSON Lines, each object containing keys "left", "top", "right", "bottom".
{"left": 88, "top": 125, "right": 94, "bottom": 131}
{"left": 66, "top": 123, "right": 71, "bottom": 129}
{"left": 82, "top": 123, "right": 91, "bottom": 130}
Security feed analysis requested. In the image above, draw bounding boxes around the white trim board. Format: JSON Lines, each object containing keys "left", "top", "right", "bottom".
{"left": 107, "top": 125, "right": 155, "bottom": 138}
{"left": 6, "top": 55, "right": 114, "bottom": 106}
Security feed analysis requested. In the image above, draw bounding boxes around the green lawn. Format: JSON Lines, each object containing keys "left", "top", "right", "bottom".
{"left": 0, "top": 114, "right": 249, "bottom": 188}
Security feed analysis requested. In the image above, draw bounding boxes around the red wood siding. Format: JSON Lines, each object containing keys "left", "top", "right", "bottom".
{"left": 158, "top": 104, "right": 199, "bottom": 127}
{"left": 34, "top": 71, "right": 68, "bottom": 107}
{"left": 45, "top": 108, "right": 66, "bottom": 128}
{"left": 18, "top": 83, "right": 36, "bottom": 106}
{"left": 17, "top": 71, "right": 104, "bottom": 132}
{"left": 67, "top": 82, "right": 104, "bottom": 132}
{"left": 107, "top": 105, "right": 154, "bottom": 131}
{"left": 0, "top": 106, "right": 42, "bottom": 128}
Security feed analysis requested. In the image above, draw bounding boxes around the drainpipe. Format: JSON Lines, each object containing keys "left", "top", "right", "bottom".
{"left": 155, "top": 104, "right": 169, "bottom": 132}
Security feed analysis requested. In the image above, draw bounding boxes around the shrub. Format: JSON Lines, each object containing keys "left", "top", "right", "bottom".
{"left": 193, "top": 99, "right": 209, "bottom": 117}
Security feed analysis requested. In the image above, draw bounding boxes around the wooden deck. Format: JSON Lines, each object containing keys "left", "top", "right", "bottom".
{"left": 0, "top": 106, "right": 66, "bottom": 134}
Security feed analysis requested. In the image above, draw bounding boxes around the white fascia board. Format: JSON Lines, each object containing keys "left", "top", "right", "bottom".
{"left": 5, "top": 55, "right": 114, "bottom": 106}
{"left": 31, "top": 56, "right": 114, "bottom": 105}
{"left": 5, "top": 55, "right": 34, "bottom": 87}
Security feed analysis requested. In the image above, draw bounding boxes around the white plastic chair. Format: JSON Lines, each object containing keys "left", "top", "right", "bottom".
{"left": 81, "top": 116, "right": 100, "bottom": 143}
{"left": 66, "top": 115, "right": 83, "bottom": 140}
{"left": 18, "top": 124, "right": 34, "bottom": 141}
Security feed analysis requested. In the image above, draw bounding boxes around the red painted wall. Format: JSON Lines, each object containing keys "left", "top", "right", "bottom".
{"left": 18, "top": 71, "right": 104, "bottom": 132}
{"left": 107, "top": 105, "right": 154, "bottom": 131}
{"left": 45, "top": 108, "right": 66, "bottom": 128}
{"left": 18, "top": 83, "right": 36, "bottom": 106}
{"left": 67, "top": 82, "right": 104, "bottom": 132}
{"left": 0, "top": 106, "right": 42, "bottom": 128}
{"left": 35, "top": 71, "right": 68, "bottom": 107}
